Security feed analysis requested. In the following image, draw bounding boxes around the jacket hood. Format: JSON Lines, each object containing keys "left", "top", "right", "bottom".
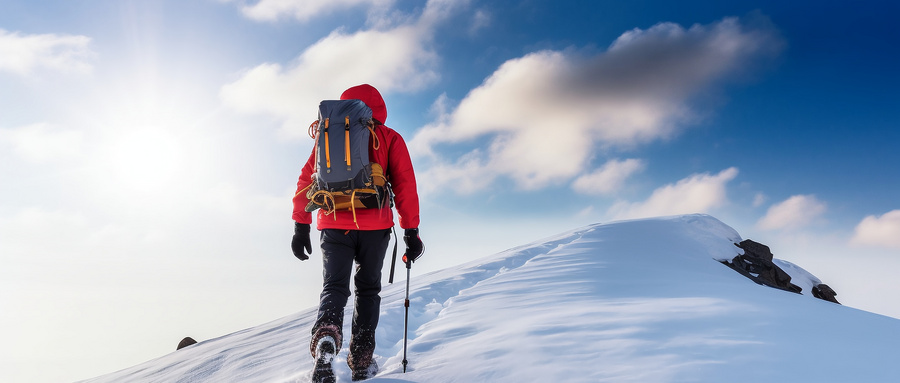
{"left": 340, "top": 84, "right": 387, "bottom": 124}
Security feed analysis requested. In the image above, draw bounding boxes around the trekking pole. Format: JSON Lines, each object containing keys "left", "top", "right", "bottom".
{"left": 402, "top": 257, "right": 411, "bottom": 373}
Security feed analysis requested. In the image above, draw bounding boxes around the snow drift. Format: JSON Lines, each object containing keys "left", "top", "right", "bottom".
{"left": 79, "top": 214, "right": 900, "bottom": 382}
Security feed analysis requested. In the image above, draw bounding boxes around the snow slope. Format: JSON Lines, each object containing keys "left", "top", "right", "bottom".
{"left": 79, "top": 215, "right": 900, "bottom": 382}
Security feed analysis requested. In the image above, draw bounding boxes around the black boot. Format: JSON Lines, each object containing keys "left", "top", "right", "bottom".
{"left": 311, "top": 336, "right": 336, "bottom": 383}
{"left": 351, "top": 359, "right": 378, "bottom": 381}
{"left": 347, "top": 331, "right": 377, "bottom": 381}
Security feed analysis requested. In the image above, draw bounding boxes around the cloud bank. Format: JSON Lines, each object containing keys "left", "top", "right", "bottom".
{"left": 852, "top": 210, "right": 900, "bottom": 249}
{"left": 0, "top": 123, "right": 84, "bottom": 162}
{"left": 220, "top": 0, "right": 465, "bottom": 138}
{"left": 757, "top": 194, "right": 827, "bottom": 231}
{"left": 220, "top": 26, "right": 438, "bottom": 136}
{"left": 572, "top": 158, "right": 645, "bottom": 196}
{"left": 411, "top": 16, "right": 782, "bottom": 193}
{"left": 607, "top": 167, "right": 738, "bottom": 220}
{"left": 0, "top": 29, "right": 93, "bottom": 74}
{"left": 236, "top": 0, "right": 390, "bottom": 22}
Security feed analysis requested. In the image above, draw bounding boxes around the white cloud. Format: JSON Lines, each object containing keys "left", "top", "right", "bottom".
{"left": 752, "top": 193, "right": 767, "bottom": 208}
{"left": 607, "top": 167, "right": 738, "bottom": 220}
{"left": 0, "top": 29, "right": 93, "bottom": 74}
{"left": 851, "top": 210, "right": 900, "bottom": 249}
{"left": 410, "top": 16, "right": 782, "bottom": 193}
{"left": 757, "top": 195, "right": 827, "bottom": 231}
{"left": 416, "top": 149, "right": 496, "bottom": 195}
{"left": 219, "top": 1, "right": 468, "bottom": 138}
{"left": 231, "top": 0, "right": 464, "bottom": 26}
{"left": 220, "top": 26, "right": 439, "bottom": 138}
{"left": 572, "top": 158, "right": 645, "bottom": 195}
{"left": 468, "top": 9, "right": 491, "bottom": 36}
{"left": 0, "top": 123, "right": 84, "bottom": 162}
{"left": 418, "top": 0, "right": 469, "bottom": 27}
{"left": 227, "top": 0, "right": 385, "bottom": 22}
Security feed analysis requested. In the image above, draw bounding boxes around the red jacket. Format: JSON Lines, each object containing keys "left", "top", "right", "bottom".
{"left": 292, "top": 85, "right": 420, "bottom": 231}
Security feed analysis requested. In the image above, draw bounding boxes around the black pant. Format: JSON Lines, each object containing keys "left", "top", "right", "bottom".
{"left": 312, "top": 228, "right": 391, "bottom": 368}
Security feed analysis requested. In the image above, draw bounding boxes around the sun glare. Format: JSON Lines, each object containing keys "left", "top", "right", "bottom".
{"left": 108, "top": 128, "right": 183, "bottom": 191}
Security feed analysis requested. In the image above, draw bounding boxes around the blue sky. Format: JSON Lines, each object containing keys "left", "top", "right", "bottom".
{"left": 1, "top": 0, "right": 899, "bottom": 382}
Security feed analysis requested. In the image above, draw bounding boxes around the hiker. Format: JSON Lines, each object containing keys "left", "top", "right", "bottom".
{"left": 291, "top": 84, "right": 424, "bottom": 382}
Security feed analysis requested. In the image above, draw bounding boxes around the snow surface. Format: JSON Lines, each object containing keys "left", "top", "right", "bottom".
{"left": 79, "top": 215, "right": 900, "bottom": 382}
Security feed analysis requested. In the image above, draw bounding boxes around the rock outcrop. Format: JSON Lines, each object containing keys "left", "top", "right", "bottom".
{"left": 177, "top": 337, "right": 198, "bottom": 350}
{"left": 722, "top": 239, "right": 839, "bottom": 304}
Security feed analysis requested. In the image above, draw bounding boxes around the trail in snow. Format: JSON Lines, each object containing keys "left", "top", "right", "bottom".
{"left": 375, "top": 224, "right": 597, "bottom": 371}
{"left": 79, "top": 218, "right": 593, "bottom": 383}
{"left": 80, "top": 215, "right": 900, "bottom": 383}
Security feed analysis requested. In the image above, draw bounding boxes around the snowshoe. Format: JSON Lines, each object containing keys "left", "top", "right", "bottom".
{"left": 311, "top": 336, "right": 337, "bottom": 383}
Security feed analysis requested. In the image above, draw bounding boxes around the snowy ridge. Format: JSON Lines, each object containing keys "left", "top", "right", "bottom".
{"left": 80, "top": 215, "right": 900, "bottom": 382}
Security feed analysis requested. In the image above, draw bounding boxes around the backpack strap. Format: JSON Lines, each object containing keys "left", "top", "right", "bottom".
{"left": 309, "top": 120, "right": 320, "bottom": 173}
{"left": 344, "top": 116, "right": 351, "bottom": 169}
{"left": 368, "top": 121, "right": 380, "bottom": 150}
{"left": 323, "top": 118, "right": 331, "bottom": 170}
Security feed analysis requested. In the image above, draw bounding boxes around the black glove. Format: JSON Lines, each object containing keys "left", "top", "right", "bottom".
{"left": 402, "top": 228, "right": 424, "bottom": 264}
{"left": 291, "top": 222, "right": 312, "bottom": 261}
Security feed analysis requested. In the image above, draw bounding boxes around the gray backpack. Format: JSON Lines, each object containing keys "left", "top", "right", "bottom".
{"left": 303, "top": 99, "right": 388, "bottom": 222}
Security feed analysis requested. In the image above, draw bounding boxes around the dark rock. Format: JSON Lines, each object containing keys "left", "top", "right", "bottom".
{"left": 734, "top": 239, "right": 774, "bottom": 261}
{"left": 724, "top": 239, "right": 842, "bottom": 305}
{"left": 812, "top": 283, "right": 840, "bottom": 304}
{"left": 177, "top": 337, "right": 198, "bottom": 350}
{"left": 724, "top": 239, "right": 802, "bottom": 294}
